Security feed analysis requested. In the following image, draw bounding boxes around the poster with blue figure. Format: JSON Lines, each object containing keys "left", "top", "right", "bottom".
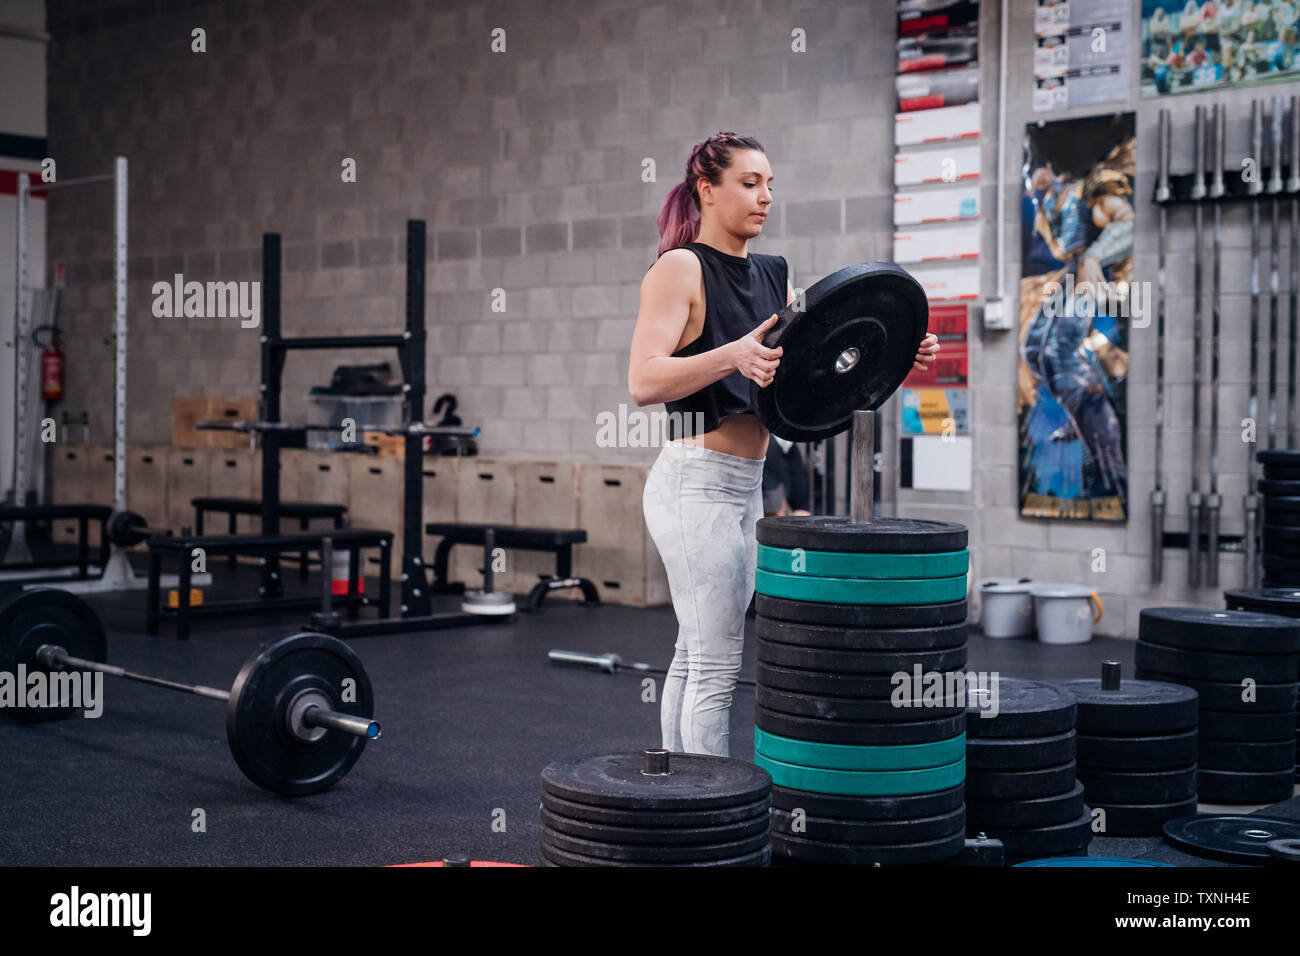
{"left": 1019, "top": 113, "right": 1134, "bottom": 522}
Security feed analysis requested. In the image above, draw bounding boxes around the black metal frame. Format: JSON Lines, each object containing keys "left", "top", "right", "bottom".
{"left": 258, "top": 220, "right": 500, "bottom": 637}
{"left": 0, "top": 504, "right": 110, "bottom": 580}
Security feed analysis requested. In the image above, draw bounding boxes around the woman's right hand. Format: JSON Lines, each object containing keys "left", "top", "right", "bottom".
{"left": 732, "top": 314, "right": 783, "bottom": 388}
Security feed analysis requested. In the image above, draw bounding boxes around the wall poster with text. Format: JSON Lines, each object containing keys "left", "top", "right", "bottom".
{"left": 1018, "top": 113, "right": 1134, "bottom": 522}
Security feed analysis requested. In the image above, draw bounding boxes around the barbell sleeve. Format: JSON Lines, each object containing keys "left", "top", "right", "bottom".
{"left": 302, "top": 706, "right": 381, "bottom": 739}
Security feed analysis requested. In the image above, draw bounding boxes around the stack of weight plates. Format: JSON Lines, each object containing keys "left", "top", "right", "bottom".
{"left": 753, "top": 515, "right": 970, "bottom": 866}
{"left": 1057, "top": 662, "right": 1200, "bottom": 835}
{"left": 1224, "top": 587, "right": 1300, "bottom": 781}
{"left": 538, "top": 750, "right": 771, "bottom": 866}
{"left": 1134, "top": 607, "right": 1299, "bottom": 804}
{"left": 1258, "top": 450, "right": 1300, "bottom": 587}
{"left": 964, "top": 678, "right": 1091, "bottom": 863}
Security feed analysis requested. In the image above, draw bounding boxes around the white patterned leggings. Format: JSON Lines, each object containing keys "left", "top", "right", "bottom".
{"left": 643, "top": 441, "right": 765, "bottom": 757}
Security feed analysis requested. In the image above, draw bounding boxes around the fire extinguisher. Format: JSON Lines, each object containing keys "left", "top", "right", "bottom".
{"left": 38, "top": 329, "right": 65, "bottom": 402}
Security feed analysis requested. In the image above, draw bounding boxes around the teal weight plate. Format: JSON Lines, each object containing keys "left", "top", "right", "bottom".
{"left": 756, "top": 569, "right": 967, "bottom": 605}
{"left": 1013, "top": 857, "right": 1173, "bottom": 867}
{"left": 757, "top": 545, "right": 969, "bottom": 580}
{"left": 754, "top": 727, "right": 965, "bottom": 771}
{"left": 753, "top": 753, "right": 965, "bottom": 796}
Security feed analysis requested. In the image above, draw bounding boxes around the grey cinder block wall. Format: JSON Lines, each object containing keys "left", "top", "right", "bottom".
{"left": 42, "top": 0, "right": 1295, "bottom": 634}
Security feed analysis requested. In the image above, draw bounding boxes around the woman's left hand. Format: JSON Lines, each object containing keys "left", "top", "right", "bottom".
{"left": 913, "top": 333, "right": 940, "bottom": 371}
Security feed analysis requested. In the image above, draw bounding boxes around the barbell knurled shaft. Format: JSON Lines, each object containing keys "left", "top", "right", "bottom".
{"left": 40, "top": 645, "right": 232, "bottom": 702}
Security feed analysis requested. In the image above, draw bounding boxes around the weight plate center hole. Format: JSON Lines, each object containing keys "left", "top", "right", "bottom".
{"left": 834, "top": 347, "right": 860, "bottom": 374}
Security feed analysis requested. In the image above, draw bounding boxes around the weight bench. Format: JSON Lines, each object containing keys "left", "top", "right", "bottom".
{"left": 147, "top": 528, "right": 392, "bottom": 639}
{"left": 191, "top": 497, "right": 348, "bottom": 577}
{"left": 424, "top": 522, "right": 599, "bottom": 611}
{"left": 0, "top": 503, "right": 111, "bottom": 580}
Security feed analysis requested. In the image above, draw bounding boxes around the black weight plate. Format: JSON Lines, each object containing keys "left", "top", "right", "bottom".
{"left": 758, "top": 662, "right": 931, "bottom": 698}
{"left": 1164, "top": 814, "right": 1300, "bottom": 863}
{"left": 771, "top": 805, "right": 965, "bottom": 843}
{"left": 1224, "top": 587, "right": 1300, "bottom": 617}
{"left": 539, "top": 841, "right": 769, "bottom": 868}
{"left": 757, "top": 685, "right": 964, "bottom": 721}
{"left": 1262, "top": 494, "right": 1300, "bottom": 514}
{"left": 1076, "top": 729, "right": 1198, "bottom": 771}
{"left": 1200, "top": 709, "right": 1298, "bottom": 741}
{"left": 540, "top": 751, "right": 770, "bottom": 811}
{"left": 1259, "top": 479, "right": 1300, "bottom": 496}
{"left": 770, "top": 829, "right": 966, "bottom": 866}
{"left": 1091, "top": 797, "right": 1199, "bottom": 837}
{"left": 755, "top": 615, "right": 968, "bottom": 651}
{"left": 755, "top": 515, "right": 967, "bottom": 554}
{"left": 1077, "top": 765, "right": 1198, "bottom": 803}
{"left": 226, "top": 632, "right": 375, "bottom": 796}
{"left": 755, "top": 705, "right": 965, "bottom": 744}
{"left": 1262, "top": 508, "right": 1300, "bottom": 528}
{"left": 1196, "top": 767, "right": 1297, "bottom": 804}
{"left": 966, "top": 781, "right": 1085, "bottom": 829}
{"left": 1136, "top": 640, "right": 1299, "bottom": 684}
{"left": 1264, "top": 524, "right": 1300, "bottom": 544}
{"left": 1133, "top": 667, "right": 1297, "bottom": 712}
{"left": 756, "top": 638, "right": 968, "bottom": 675}
{"left": 1199, "top": 738, "right": 1297, "bottom": 771}
{"left": 539, "top": 792, "right": 771, "bottom": 829}
{"left": 1263, "top": 553, "right": 1300, "bottom": 573}
{"left": 983, "top": 809, "right": 1094, "bottom": 857}
{"left": 1053, "top": 677, "right": 1199, "bottom": 734}
{"left": 1257, "top": 450, "right": 1300, "bottom": 467}
{"left": 1268, "top": 838, "right": 1300, "bottom": 862}
{"left": 770, "top": 782, "right": 965, "bottom": 821}
{"left": 756, "top": 593, "right": 968, "bottom": 628}
{"left": 966, "top": 761, "right": 1078, "bottom": 800}
{"left": 1262, "top": 532, "right": 1300, "bottom": 558}
{"left": 754, "top": 261, "right": 928, "bottom": 442}
{"left": 967, "top": 731, "right": 1077, "bottom": 771}
{"left": 539, "top": 807, "right": 768, "bottom": 846}
{"left": 540, "top": 826, "right": 770, "bottom": 863}
{"left": 0, "top": 588, "right": 107, "bottom": 723}
{"left": 1263, "top": 466, "right": 1300, "bottom": 482}
{"left": 964, "top": 678, "right": 1077, "bottom": 739}
{"left": 1139, "top": 606, "right": 1300, "bottom": 654}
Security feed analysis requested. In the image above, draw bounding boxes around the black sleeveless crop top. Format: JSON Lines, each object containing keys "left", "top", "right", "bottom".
{"left": 664, "top": 242, "right": 788, "bottom": 439}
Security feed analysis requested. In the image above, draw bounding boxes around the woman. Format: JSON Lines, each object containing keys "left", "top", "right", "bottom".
{"left": 627, "top": 132, "right": 939, "bottom": 757}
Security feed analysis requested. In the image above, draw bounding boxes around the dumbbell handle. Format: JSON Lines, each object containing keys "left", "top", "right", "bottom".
{"left": 36, "top": 645, "right": 380, "bottom": 739}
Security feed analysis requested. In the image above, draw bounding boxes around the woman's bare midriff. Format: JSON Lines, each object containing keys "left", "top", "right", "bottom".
{"left": 673, "top": 413, "right": 770, "bottom": 460}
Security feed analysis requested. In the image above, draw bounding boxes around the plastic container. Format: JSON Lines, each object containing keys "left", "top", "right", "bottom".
{"left": 1030, "top": 583, "right": 1103, "bottom": 645}
{"left": 978, "top": 577, "right": 1036, "bottom": 638}
{"left": 307, "top": 394, "right": 404, "bottom": 450}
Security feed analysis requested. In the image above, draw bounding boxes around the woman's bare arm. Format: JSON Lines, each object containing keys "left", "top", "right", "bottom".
{"left": 628, "top": 250, "right": 781, "bottom": 406}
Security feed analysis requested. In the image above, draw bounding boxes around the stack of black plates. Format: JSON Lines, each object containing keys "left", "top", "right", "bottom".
{"left": 539, "top": 750, "right": 771, "bottom": 866}
{"left": 1258, "top": 450, "right": 1300, "bottom": 586}
{"left": 964, "top": 678, "right": 1091, "bottom": 863}
{"left": 1134, "top": 607, "right": 1299, "bottom": 804}
{"left": 1057, "top": 662, "right": 1200, "bottom": 834}
{"left": 753, "top": 515, "right": 970, "bottom": 866}
{"left": 1224, "top": 587, "right": 1300, "bottom": 780}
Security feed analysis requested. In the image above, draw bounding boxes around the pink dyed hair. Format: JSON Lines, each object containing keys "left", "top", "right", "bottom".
{"left": 655, "top": 132, "right": 765, "bottom": 258}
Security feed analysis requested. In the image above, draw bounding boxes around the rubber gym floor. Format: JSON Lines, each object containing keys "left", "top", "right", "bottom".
{"left": 2, "top": 565, "right": 1296, "bottom": 867}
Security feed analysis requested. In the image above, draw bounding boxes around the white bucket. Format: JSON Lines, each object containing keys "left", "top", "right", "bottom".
{"left": 1031, "top": 584, "right": 1103, "bottom": 645}
{"left": 978, "top": 578, "right": 1036, "bottom": 638}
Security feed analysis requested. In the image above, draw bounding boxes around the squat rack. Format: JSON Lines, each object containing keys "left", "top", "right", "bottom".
{"left": 253, "top": 219, "right": 492, "bottom": 637}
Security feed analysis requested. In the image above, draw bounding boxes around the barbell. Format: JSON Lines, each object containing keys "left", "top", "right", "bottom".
{"left": 0, "top": 588, "right": 381, "bottom": 796}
